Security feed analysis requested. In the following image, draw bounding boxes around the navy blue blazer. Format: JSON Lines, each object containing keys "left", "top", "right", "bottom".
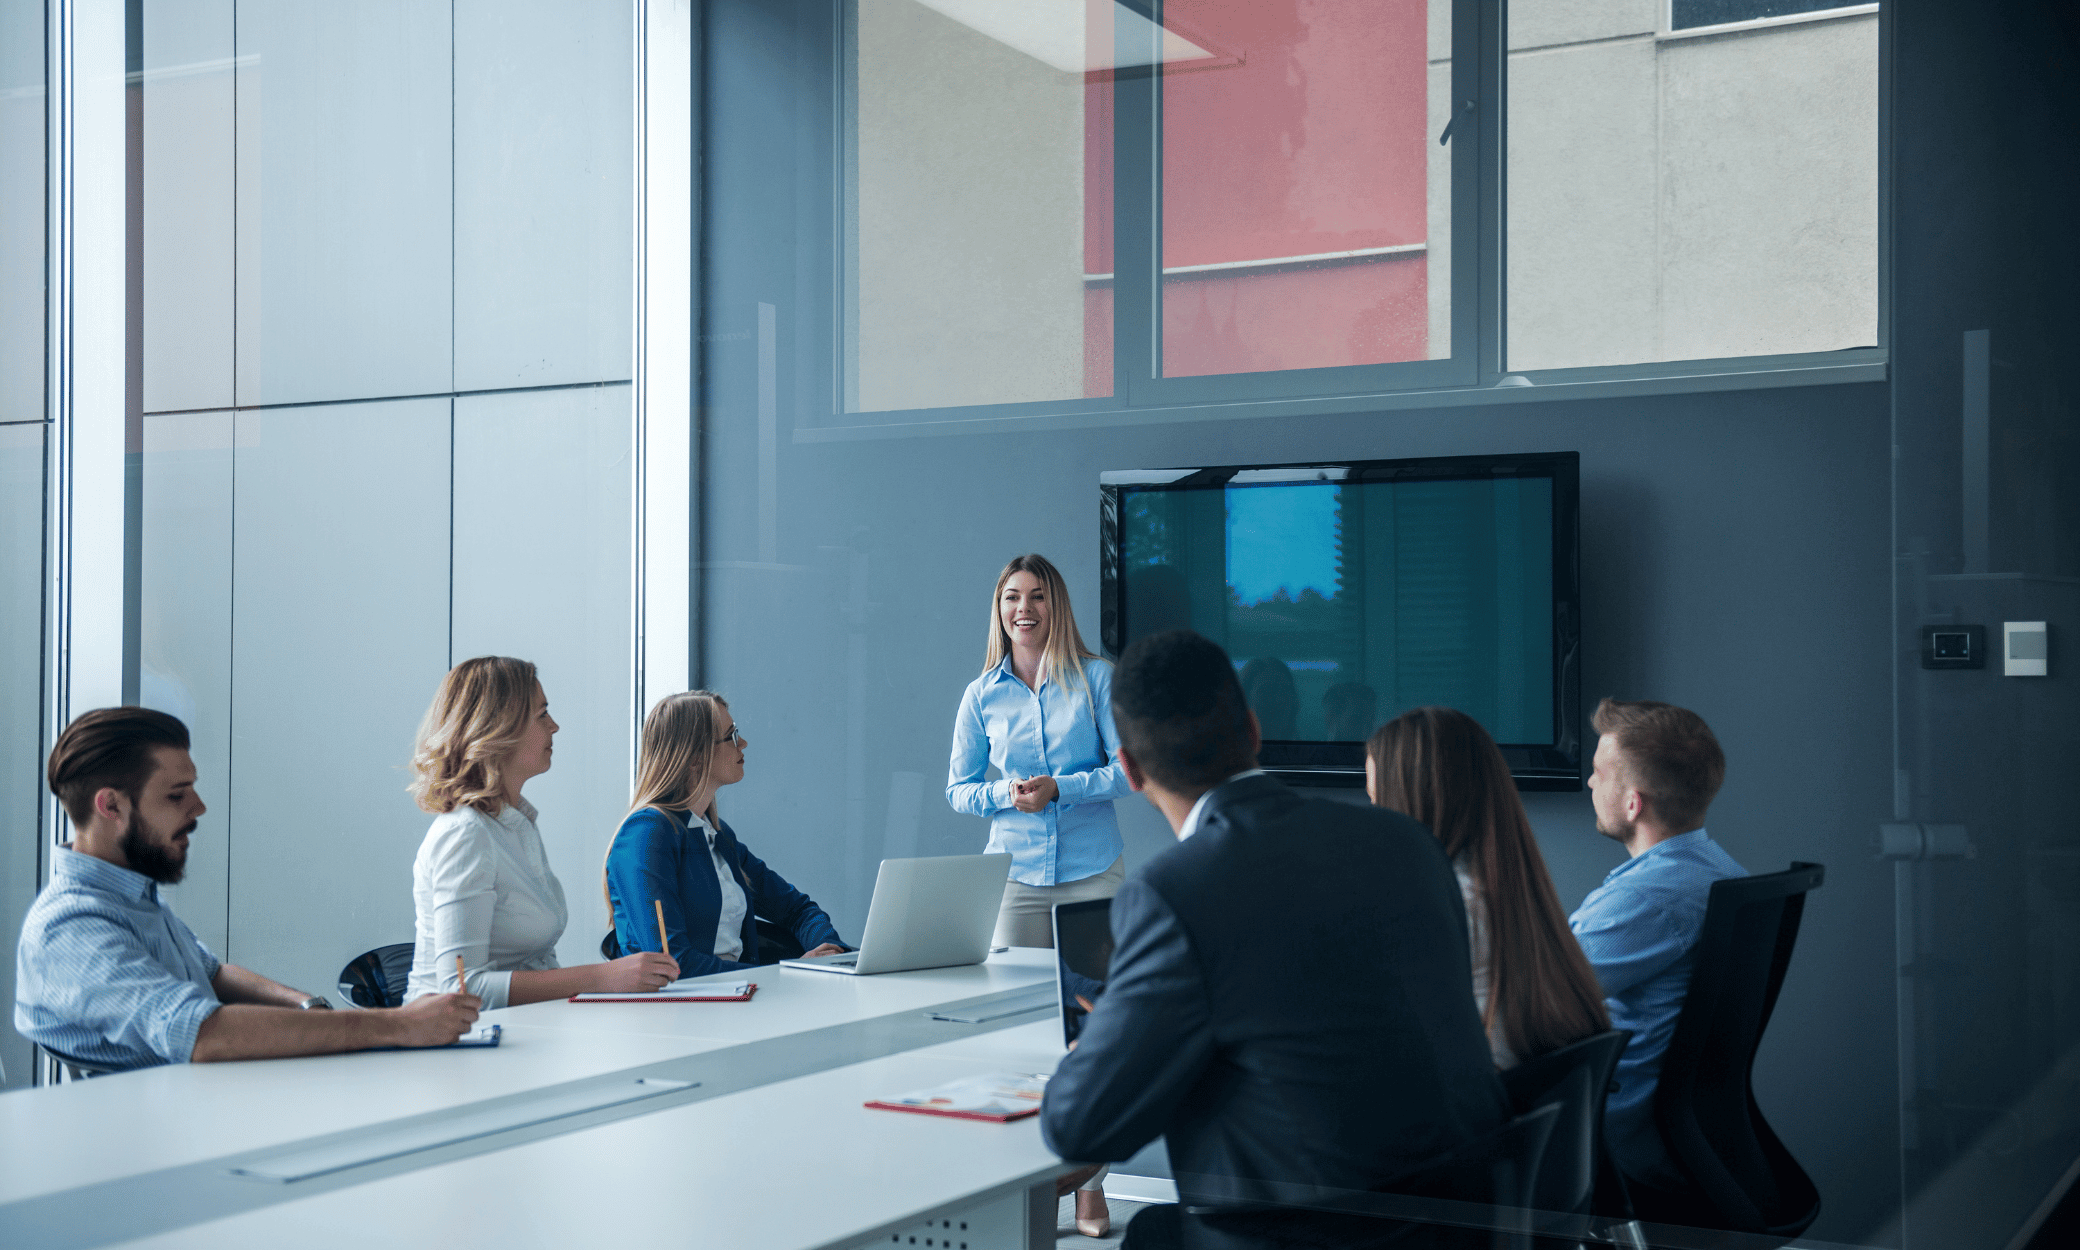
{"left": 1039, "top": 774, "right": 1509, "bottom": 1202}
{"left": 605, "top": 808, "right": 843, "bottom": 977}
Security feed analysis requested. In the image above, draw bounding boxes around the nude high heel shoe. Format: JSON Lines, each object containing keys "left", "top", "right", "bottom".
{"left": 1075, "top": 1187, "right": 1111, "bottom": 1238}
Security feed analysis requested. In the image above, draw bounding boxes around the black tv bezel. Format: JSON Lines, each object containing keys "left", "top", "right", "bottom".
{"left": 1099, "top": 451, "right": 1582, "bottom": 792}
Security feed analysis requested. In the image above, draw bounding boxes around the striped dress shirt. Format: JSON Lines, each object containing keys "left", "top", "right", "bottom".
{"left": 13, "top": 846, "right": 223, "bottom": 1070}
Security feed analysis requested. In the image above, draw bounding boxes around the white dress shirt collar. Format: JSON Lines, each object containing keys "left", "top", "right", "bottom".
{"left": 1177, "top": 769, "right": 1266, "bottom": 841}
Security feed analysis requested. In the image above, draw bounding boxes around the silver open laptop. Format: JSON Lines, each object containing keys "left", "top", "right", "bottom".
{"left": 779, "top": 853, "right": 1012, "bottom": 975}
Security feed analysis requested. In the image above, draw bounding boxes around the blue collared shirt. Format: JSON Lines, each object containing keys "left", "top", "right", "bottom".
{"left": 1570, "top": 829, "right": 1746, "bottom": 1149}
{"left": 947, "top": 656, "right": 1132, "bottom": 887}
{"left": 14, "top": 846, "right": 224, "bottom": 1070}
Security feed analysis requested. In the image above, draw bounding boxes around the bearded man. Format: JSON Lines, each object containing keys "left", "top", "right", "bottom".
{"left": 16, "top": 707, "right": 478, "bottom": 1072}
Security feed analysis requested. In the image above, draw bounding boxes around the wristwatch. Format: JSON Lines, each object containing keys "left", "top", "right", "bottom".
{"left": 297, "top": 995, "right": 332, "bottom": 1010}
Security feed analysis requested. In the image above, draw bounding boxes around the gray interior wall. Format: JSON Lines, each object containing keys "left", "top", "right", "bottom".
{"left": 0, "top": 424, "right": 44, "bottom": 1089}
{"left": 0, "top": 0, "right": 46, "bottom": 427}
{"left": 0, "top": 0, "right": 43, "bottom": 1091}
{"left": 132, "top": 0, "right": 634, "bottom": 1007}
{"left": 698, "top": 381, "right": 1899, "bottom": 1240}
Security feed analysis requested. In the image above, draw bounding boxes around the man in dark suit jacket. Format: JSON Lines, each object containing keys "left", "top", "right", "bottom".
{"left": 1040, "top": 631, "right": 1508, "bottom": 1245}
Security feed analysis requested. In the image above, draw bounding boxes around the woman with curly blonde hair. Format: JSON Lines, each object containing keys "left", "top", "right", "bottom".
{"left": 404, "top": 657, "right": 678, "bottom": 1007}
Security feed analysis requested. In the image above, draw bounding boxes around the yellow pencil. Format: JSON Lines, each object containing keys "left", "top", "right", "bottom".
{"left": 454, "top": 954, "right": 466, "bottom": 994}
{"left": 654, "top": 899, "right": 670, "bottom": 967}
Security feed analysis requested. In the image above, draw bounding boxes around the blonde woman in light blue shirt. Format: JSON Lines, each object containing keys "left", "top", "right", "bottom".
{"left": 946, "top": 554, "right": 1133, "bottom": 949}
{"left": 946, "top": 552, "right": 1129, "bottom": 1237}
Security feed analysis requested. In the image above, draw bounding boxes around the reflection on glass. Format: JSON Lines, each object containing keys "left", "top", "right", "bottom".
{"left": 1121, "top": 477, "right": 1553, "bottom": 745}
{"left": 1159, "top": 0, "right": 1442, "bottom": 378}
{"left": 847, "top": 0, "right": 1116, "bottom": 412}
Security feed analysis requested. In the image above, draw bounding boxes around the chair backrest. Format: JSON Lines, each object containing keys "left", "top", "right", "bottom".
{"left": 1653, "top": 861, "right": 1825, "bottom": 1236}
{"left": 336, "top": 942, "right": 416, "bottom": 1009}
{"left": 40, "top": 1045, "right": 119, "bottom": 1082}
{"left": 1183, "top": 1103, "right": 1563, "bottom": 1250}
{"left": 1500, "top": 1029, "right": 1631, "bottom": 1218}
{"left": 1396, "top": 1100, "right": 1565, "bottom": 1220}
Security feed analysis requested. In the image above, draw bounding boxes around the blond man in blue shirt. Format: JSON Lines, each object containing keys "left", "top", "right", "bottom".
{"left": 1570, "top": 698, "right": 1747, "bottom": 1189}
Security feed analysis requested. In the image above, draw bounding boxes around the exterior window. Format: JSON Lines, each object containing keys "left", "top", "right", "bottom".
{"left": 1505, "top": 0, "right": 1878, "bottom": 372}
{"left": 846, "top": 0, "right": 1118, "bottom": 412}
{"left": 1153, "top": 1, "right": 1443, "bottom": 379}
{"left": 1672, "top": 0, "right": 1866, "bottom": 31}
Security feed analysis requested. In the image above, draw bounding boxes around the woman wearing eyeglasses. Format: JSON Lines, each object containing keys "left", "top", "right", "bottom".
{"left": 602, "top": 691, "right": 849, "bottom": 978}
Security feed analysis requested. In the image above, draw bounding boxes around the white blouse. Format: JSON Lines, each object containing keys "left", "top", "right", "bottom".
{"left": 1456, "top": 861, "right": 1518, "bottom": 1070}
{"left": 683, "top": 810, "right": 749, "bottom": 963}
{"left": 406, "top": 797, "right": 568, "bottom": 1009}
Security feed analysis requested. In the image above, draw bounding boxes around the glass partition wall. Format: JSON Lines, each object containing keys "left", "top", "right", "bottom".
{"left": 700, "top": 1, "right": 2068, "bottom": 1247}
{"left": 11, "top": 3, "right": 2080, "bottom": 1248}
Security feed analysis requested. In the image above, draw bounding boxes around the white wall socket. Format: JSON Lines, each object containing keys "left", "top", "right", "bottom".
{"left": 2003, "top": 621, "right": 2048, "bottom": 677}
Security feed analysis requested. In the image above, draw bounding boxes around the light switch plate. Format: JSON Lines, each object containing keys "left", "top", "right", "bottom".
{"left": 2003, "top": 621, "right": 2048, "bottom": 676}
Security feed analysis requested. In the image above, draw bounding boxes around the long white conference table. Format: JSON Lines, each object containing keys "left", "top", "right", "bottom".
{"left": 0, "top": 950, "right": 1110, "bottom": 1250}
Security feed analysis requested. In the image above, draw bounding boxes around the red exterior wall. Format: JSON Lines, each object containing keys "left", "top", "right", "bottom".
{"left": 1083, "top": 0, "right": 1431, "bottom": 393}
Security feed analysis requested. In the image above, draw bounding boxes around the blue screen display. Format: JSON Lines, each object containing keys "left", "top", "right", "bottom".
{"left": 1120, "top": 475, "right": 1556, "bottom": 746}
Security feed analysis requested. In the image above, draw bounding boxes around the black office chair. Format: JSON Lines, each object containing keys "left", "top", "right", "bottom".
{"left": 1158, "top": 1102, "right": 1564, "bottom": 1250}
{"left": 1498, "top": 1028, "right": 1632, "bottom": 1239}
{"left": 336, "top": 942, "right": 416, "bottom": 1009}
{"left": 40, "top": 1045, "right": 121, "bottom": 1082}
{"left": 1627, "top": 862, "right": 1825, "bottom": 1241}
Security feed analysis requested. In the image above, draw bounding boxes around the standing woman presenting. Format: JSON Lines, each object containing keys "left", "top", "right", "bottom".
{"left": 947, "top": 554, "right": 1134, "bottom": 949}
{"left": 948, "top": 554, "right": 1128, "bottom": 1238}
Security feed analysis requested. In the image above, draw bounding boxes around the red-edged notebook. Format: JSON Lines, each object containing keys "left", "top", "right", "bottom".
{"left": 864, "top": 1072, "right": 1046, "bottom": 1123}
{"left": 569, "top": 979, "right": 757, "bottom": 1003}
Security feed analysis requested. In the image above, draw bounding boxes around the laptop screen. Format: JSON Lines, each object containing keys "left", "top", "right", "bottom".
{"left": 1052, "top": 898, "right": 1115, "bottom": 1048}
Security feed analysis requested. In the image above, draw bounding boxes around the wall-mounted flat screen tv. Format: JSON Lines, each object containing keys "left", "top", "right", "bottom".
{"left": 1100, "top": 452, "right": 1581, "bottom": 790}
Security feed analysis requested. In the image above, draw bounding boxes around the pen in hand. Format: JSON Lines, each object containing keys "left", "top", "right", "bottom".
{"left": 654, "top": 899, "right": 672, "bottom": 987}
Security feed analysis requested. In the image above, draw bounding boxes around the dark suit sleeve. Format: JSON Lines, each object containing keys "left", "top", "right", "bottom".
{"left": 1040, "top": 877, "right": 1214, "bottom": 1163}
{"left": 723, "top": 823, "right": 845, "bottom": 951}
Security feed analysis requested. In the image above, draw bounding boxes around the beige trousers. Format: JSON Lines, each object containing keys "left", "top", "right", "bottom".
{"left": 992, "top": 856, "right": 1127, "bottom": 949}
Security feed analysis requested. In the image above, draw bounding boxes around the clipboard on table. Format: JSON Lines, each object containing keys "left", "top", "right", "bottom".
{"left": 367, "top": 1024, "right": 503, "bottom": 1052}
{"left": 864, "top": 1071, "right": 1046, "bottom": 1123}
{"left": 569, "top": 979, "right": 758, "bottom": 1003}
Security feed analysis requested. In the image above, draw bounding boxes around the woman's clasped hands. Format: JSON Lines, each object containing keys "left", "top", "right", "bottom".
{"left": 1010, "top": 774, "right": 1059, "bottom": 813}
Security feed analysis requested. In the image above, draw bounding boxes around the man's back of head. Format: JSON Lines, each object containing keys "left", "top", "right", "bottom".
{"left": 1590, "top": 698, "right": 1726, "bottom": 838}
{"left": 1112, "top": 629, "right": 1257, "bottom": 793}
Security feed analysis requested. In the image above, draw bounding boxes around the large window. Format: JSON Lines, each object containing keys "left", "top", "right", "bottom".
{"left": 833, "top": 0, "right": 1472, "bottom": 422}
{"left": 816, "top": 0, "right": 1880, "bottom": 428}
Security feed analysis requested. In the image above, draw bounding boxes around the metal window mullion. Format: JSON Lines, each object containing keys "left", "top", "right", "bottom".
{"left": 1111, "top": 3, "right": 1161, "bottom": 405}
{"left": 46, "top": 0, "right": 129, "bottom": 851}
{"left": 1470, "top": 0, "right": 1506, "bottom": 386}
{"left": 633, "top": 0, "right": 697, "bottom": 760}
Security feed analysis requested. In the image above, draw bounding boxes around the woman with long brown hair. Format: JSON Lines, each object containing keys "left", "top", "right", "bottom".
{"left": 601, "top": 691, "right": 847, "bottom": 978}
{"left": 405, "top": 656, "right": 680, "bottom": 1006}
{"left": 1366, "top": 706, "right": 1610, "bottom": 1068}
